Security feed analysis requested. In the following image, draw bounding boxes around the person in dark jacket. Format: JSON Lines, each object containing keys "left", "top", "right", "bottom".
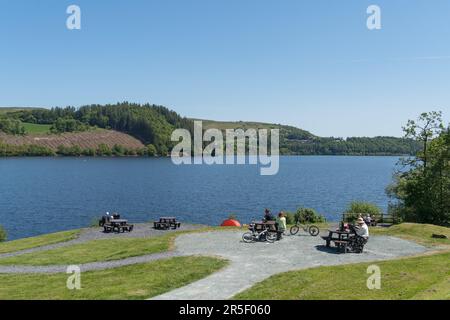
{"left": 263, "top": 208, "right": 274, "bottom": 222}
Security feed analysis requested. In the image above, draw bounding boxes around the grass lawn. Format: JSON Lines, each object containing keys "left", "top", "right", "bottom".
{"left": 370, "top": 223, "right": 450, "bottom": 247}
{"left": 0, "top": 230, "right": 80, "bottom": 255}
{"left": 234, "top": 251, "right": 450, "bottom": 300}
{"left": 0, "top": 256, "right": 228, "bottom": 300}
{"left": 22, "top": 122, "right": 52, "bottom": 134}
{"left": 0, "top": 235, "right": 172, "bottom": 266}
{"left": 0, "top": 226, "right": 244, "bottom": 266}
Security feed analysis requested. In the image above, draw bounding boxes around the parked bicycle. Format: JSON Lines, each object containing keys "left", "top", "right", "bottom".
{"left": 290, "top": 221, "right": 320, "bottom": 236}
{"left": 242, "top": 223, "right": 277, "bottom": 243}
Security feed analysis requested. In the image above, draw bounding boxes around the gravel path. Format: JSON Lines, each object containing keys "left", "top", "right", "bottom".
{"left": 0, "top": 251, "right": 180, "bottom": 274}
{"left": 151, "top": 231, "right": 429, "bottom": 300}
{"left": 0, "top": 223, "right": 201, "bottom": 259}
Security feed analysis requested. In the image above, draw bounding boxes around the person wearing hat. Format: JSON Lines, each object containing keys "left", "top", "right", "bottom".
{"left": 355, "top": 217, "right": 369, "bottom": 239}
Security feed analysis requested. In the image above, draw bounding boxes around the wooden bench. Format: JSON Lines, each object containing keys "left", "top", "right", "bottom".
{"left": 333, "top": 240, "right": 349, "bottom": 253}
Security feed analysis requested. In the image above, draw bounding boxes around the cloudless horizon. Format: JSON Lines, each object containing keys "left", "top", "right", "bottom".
{"left": 1, "top": 0, "right": 449, "bottom": 137}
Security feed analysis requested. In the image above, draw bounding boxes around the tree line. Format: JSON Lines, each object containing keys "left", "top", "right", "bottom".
{"left": 387, "top": 111, "right": 449, "bottom": 226}
{"left": 1, "top": 102, "right": 422, "bottom": 156}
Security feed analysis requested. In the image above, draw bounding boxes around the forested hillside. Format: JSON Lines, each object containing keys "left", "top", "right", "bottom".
{"left": 0, "top": 103, "right": 421, "bottom": 156}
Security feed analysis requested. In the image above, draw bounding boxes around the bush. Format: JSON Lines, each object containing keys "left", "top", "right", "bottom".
{"left": 50, "top": 118, "right": 88, "bottom": 133}
{"left": 0, "top": 118, "right": 25, "bottom": 135}
{"left": 344, "top": 201, "right": 383, "bottom": 222}
{"left": 294, "top": 207, "right": 326, "bottom": 224}
{"left": 284, "top": 212, "right": 296, "bottom": 225}
{"left": 0, "top": 225, "right": 6, "bottom": 242}
{"left": 147, "top": 144, "right": 157, "bottom": 157}
{"left": 97, "top": 143, "right": 112, "bottom": 156}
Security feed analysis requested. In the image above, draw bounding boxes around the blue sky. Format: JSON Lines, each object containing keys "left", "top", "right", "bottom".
{"left": 0, "top": 0, "right": 449, "bottom": 137}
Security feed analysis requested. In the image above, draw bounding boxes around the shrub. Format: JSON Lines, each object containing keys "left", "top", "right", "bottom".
{"left": 344, "top": 201, "right": 383, "bottom": 222}
{"left": 147, "top": 144, "right": 157, "bottom": 157}
{"left": 0, "top": 225, "right": 6, "bottom": 242}
{"left": 112, "top": 144, "right": 126, "bottom": 156}
{"left": 97, "top": 143, "right": 112, "bottom": 156}
{"left": 294, "top": 207, "right": 326, "bottom": 223}
{"left": 284, "top": 212, "right": 296, "bottom": 225}
{"left": 0, "top": 118, "right": 25, "bottom": 135}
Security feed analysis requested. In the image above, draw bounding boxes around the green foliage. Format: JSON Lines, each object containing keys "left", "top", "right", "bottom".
{"left": 283, "top": 212, "right": 296, "bottom": 225}
{"left": 0, "top": 117, "right": 25, "bottom": 135}
{"left": 0, "top": 225, "right": 6, "bottom": 242}
{"left": 293, "top": 207, "right": 326, "bottom": 224}
{"left": 388, "top": 112, "right": 450, "bottom": 226}
{"left": 0, "top": 141, "right": 55, "bottom": 157}
{"left": 96, "top": 143, "right": 112, "bottom": 156}
{"left": 202, "top": 120, "right": 421, "bottom": 156}
{"left": 147, "top": 144, "right": 157, "bottom": 156}
{"left": 50, "top": 118, "right": 88, "bottom": 133}
{"left": 343, "top": 201, "right": 383, "bottom": 222}
{"left": 2, "top": 105, "right": 421, "bottom": 157}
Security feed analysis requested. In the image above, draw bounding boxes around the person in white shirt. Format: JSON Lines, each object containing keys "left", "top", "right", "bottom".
{"left": 355, "top": 218, "right": 369, "bottom": 239}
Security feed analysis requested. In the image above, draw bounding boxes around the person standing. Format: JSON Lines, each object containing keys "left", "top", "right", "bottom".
{"left": 276, "top": 212, "right": 287, "bottom": 240}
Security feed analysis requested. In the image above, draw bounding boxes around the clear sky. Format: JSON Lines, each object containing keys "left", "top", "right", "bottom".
{"left": 0, "top": 0, "right": 449, "bottom": 137}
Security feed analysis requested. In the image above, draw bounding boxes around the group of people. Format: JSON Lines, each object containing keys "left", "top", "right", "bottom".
{"left": 263, "top": 208, "right": 369, "bottom": 241}
{"left": 263, "top": 208, "right": 287, "bottom": 240}
{"left": 339, "top": 215, "right": 370, "bottom": 240}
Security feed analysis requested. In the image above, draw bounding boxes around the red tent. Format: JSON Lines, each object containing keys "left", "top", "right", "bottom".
{"left": 220, "top": 219, "right": 241, "bottom": 227}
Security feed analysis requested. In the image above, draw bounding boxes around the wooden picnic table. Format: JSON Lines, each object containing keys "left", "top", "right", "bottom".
{"left": 103, "top": 219, "right": 134, "bottom": 233}
{"left": 110, "top": 219, "right": 128, "bottom": 226}
{"left": 251, "top": 221, "right": 277, "bottom": 232}
{"left": 322, "top": 229, "right": 352, "bottom": 248}
{"left": 154, "top": 217, "right": 181, "bottom": 230}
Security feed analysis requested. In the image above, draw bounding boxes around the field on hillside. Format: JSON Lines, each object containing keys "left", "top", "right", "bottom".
{"left": 0, "top": 130, "right": 145, "bottom": 150}
{"left": 22, "top": 123, "right": 52, "bottom": 134}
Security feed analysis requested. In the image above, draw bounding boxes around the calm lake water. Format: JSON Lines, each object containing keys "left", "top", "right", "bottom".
{"left": 0, "top": 156, "right": 399, "bottom": 240}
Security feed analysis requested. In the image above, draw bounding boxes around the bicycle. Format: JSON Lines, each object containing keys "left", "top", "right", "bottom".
{"left": 289, "top": 221, "right": 320, "bottom": 236}
{"left": 242, "top": 223, "right": 277, "bottom": 243}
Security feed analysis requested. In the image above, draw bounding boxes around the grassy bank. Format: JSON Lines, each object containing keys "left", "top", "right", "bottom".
{"left": 234, "top": 251, "right": 450, "bottom": 300}
{"left": 0, "top": 226, "right": 243, "bottom": 265}
{"left": 0, "top": 230, "right": 80, "bottom": 255}
{"left": 234, "top": 223, "right": 450, "bottom": 300}
{"left": 0, "top": 234, "right": 173, "bottom": 266}
{"left": 370, "top": 223, "right": 450, "bottom": 247}
{"left": 0, "top": 256, "right": 228, "bottom": 300}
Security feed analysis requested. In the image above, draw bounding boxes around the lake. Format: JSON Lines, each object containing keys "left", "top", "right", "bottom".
{"left": 0, "top": 156, "right": 400, "bottom": 240}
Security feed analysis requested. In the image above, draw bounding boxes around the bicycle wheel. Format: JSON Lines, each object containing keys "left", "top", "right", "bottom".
{"left": 242, "top": 232, "right": 255, "bottom": 243}
{"left": 308, "top": 225, "right": 320, "bottom": 236}
{"left": 265, "top": 232, "right": 276, "bottom": 243}
{"left": 290, "top": 225, "right": 300, "bottom": 235}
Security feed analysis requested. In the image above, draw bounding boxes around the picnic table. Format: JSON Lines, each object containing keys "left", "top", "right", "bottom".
{"left": 103, "top": 218, "right": 134, "bottom": 233}
{"left": 250, "top": 221, "right": 279, "bottom": 234}
{"left": 322, "top": 229, "right": 352, "bottom": 252}
{"left": 154, "top": 217, "right": 181, "bottom": 230}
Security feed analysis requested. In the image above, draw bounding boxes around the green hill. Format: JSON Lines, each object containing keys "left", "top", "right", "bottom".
{"left": 0, "top": 104, "right": 421, "bottom": 156}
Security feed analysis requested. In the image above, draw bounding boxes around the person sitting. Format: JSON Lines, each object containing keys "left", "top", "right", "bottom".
{"left": 276, "top": 212, "right": 287, "bottom": 240}
{"left": 364, "top": 214, "right": 372, "bottom": 226}
{"left": 354, "top": 217, "right": 370, "bottom": 240}
{"left": 263, "top": 208, "right": 274, "bottom": 222}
